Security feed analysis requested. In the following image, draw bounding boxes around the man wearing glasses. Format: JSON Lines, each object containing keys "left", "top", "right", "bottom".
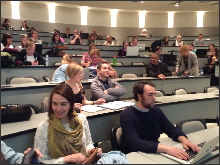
{"left": 146, "top": 54, "right": 172, "bottom": 80}
{"left": 70, "top": 30, "right": 82, "bottom": 45}
{"left": 193, "top": 34, "right": 207, "bottom": 46}
{"left": 120, "top": 81, "right": 200, "bottom": 158}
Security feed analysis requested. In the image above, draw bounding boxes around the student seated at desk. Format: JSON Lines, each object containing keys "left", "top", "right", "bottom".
{"left": 16, "top": 34, "right": 28, "bottom": 52}
{"left": 103, "top": 35, "right": 114, "bottom": 46}
{"left": 193, "top": 34, "right": 207, "bottom": 46}
{"left": 120, "top": 81, "right": 200, "bottom": 159}
{"left": 51, "top": 54, "right": 73, "bottom": 82}
{"left": 86, "top": 49, "right": 117, "bottom": 78}
{"left": 63, "top": 62, "right": 106, "bottom": 108}
{"left": 81, "top": 43, "right": 96, "bottom": 67}
{"left": 34, "top": 84, "right": 102, "bottom": 164}
{"left": 118, "top": 41, "right": 129, "bottom": 57}
{"left": 206, "top": 47, "right": 219, "bottom": 86}
{"left": 175, "top": 45, "right": 199, "bottom": 76}
{"left": 91, "top": 61, "right": 126, "bottom": 103}
{"left": 15, "top": 41, "right": 46, "bottom": 66}
{"left": 146, "top": 54, "right": 172, "bottom": 80}
{"left": 1, "top": 141, "right": 42, "bottom": 164}
{"left": 48, "top": 33, "right": 65, "bottom": 48}
{"left": 1, "top": 33, "right": 16, "bottom": 51}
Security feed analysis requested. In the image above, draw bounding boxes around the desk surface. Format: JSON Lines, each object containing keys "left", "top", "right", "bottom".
{"left": 127, "top": 127, "right": 219, "bottom": 164}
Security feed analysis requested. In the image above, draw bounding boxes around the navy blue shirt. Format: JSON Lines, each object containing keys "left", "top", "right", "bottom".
{"left": 120, "top": 105, "right": 186, "bottom": 154}
{"left": 98, "top": 78, "right": 110, "bottom": 90}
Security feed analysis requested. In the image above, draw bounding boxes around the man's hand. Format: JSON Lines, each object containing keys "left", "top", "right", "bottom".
{"left": 158, "top": 74, "right": 166, "bottom": 80}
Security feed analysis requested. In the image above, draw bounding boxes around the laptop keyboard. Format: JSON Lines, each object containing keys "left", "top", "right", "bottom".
{"left": 185, "top": 141, "right": 219, "bottom": 162}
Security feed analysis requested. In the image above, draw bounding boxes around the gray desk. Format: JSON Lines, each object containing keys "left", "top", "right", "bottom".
{"left": 1, "top": 94, "right": 218, "bottom": 153}
{"left": 136, "top": 127, "right": 219, "bottom": 164}
{"left": 215, "top": 64, "right": 219, "bottom": 77}
{"left": 1, "top": 76, "right": 211, "bottom": 108}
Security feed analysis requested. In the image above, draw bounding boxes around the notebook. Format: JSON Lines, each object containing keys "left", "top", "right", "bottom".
{"left": 196, "top": 49, "right": 208, "bottom": 58}
{"left": 161, "top": 136, "right": 219, "bottom": 164}
{"left": 82, "top": 68, "right": 90, "bottom": 81}
{"left": 137, "top": 44, "right": 146, "bottom": 51}
{"left": 126, "top": 46, "right": 139, "bottom": 56}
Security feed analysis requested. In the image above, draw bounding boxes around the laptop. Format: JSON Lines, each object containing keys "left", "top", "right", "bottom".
{"left": 162, "top": 54, "right": 177, "bottom": 66}
{"left": 196, "top": 49, "right": 208, "bottom": 58}
{"left": 137, "top": 44, "right": 146, "bottom": 51}
{"left": 82, "top": 68, "right": 90, "bottom": 81}
{"left": 161, "top": 136, "right": 219, "bottom": 164}
{"left": 126, "top": 46, "right": 139, "bottom": 56}
{"left": 80, "top": 33, "right": 89, "bottom": 39}
{"left": 35, "top": 44, "right": 43, "bottom": 54}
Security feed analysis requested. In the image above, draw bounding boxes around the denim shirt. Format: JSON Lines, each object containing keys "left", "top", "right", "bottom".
{"left": 51, "top": 64, "right": 69, "bottom": 82}
{"left": 1, "top": 141, "right": 23, "bottom": 164}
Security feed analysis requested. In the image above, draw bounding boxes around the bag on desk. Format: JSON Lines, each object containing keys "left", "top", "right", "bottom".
{"left": 1, "top": 105, "right": 32, "bottom": 123}
{"left": 1, "top": 52, "right": 14, "bottom": 68}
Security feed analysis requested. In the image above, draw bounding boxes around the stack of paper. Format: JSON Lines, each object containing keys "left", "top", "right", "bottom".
{"left": 81, "top": 105, "right": 105, "bottom": 113}
{"left": 98, "top": 101, "right": 134, "bottom": 110}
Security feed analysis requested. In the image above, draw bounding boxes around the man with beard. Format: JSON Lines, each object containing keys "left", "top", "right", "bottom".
{"left": 120, "top": 81, "right": 200, "bottom": 159}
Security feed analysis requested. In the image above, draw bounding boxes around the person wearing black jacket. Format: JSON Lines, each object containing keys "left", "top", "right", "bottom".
{"left": 151, "top": 37, "right": 169, "bottom": 52}
{"left": 146, "top": 54, "right": 172, "bottom": 80}
{"left": 15, "top": 41, "right": 45, "bottom": 66}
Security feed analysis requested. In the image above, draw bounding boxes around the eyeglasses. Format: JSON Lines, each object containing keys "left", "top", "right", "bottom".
{"left": 77, "top": 73, "right": 84, "bottom": 76}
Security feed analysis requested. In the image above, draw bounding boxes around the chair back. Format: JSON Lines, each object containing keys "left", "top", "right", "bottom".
{"left": 176, "top": 118, "right": 207, "bottom": 134}
{"left": 22, "top": 104, "right": 40, "bottom": 114}
{"left": 131, "top": 62, "right": 145, "bottom": 65}
{"left": 119, "top": 73, "right": 138, "bottom": 78}
{"left": 111, "top": 127, "right": 122, "bottom": 150}
{"left": 6, "top": 76, "right": 39, "bottom": 84}
{"left": 204, "top": 86, "right": 219, "bottom": 93}
{"left": 41, "top": 97, "right": 50, "bottom": 112}
{"left": 172, "top": 88, "right": 187, "bottom": 95}
{"left": 155, "top": 90, "right": 165, "bottom": 97}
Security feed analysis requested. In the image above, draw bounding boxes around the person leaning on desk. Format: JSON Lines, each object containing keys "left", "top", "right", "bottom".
{"left": 175, "top": 45, "right": 199, "bottom": 76}
{"left": 15, "top": 40, "right": 46, "bottom": 66}
{"left": 120, "top": 81, "right": 200, "bottom": 160}
{"left": 146, "top": 53, "right": 172, "bottom": 80}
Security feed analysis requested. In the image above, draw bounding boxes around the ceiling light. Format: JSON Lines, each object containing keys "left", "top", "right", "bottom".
{"left": 175, "top": 2, "right": 179, "bottom": 7}
{"left": 141, "top": 1, "right": 144, "bottom": 3}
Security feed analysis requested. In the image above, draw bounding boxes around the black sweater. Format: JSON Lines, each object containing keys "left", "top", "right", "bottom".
{"left": 120, "top": 105, "right": 186, "bottom": 154}
{"left": 15, "top": 49, "right": 46, "bottom": 65}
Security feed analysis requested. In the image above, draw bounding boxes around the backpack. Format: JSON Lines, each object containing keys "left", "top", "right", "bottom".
{"left": 1, "top": 52, "right": 14, "bottom": 68}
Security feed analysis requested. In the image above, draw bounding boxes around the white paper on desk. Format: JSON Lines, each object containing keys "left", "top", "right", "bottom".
{"left": 98, "top": 101, "right": 134, "bottom": 110}
{"left": 81, "top": 105, "right": 105, "bottom": 112}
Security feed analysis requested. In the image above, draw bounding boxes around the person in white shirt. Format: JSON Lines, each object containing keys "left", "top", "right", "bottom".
{"left": 193, "top": 34, "right": 207, "bottom": 46}
{"left": 103, "top": 35, "right": 114, "bottom": 46}
{"left": 173, "top": 35, "right": 184, "bottom": 46}
{"left": 1, "top": 33, "right": 14, "bottom": 51}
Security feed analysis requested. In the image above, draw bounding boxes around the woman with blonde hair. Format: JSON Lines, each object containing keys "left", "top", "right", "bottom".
{"left": 64, "top": 62, "right": 106, "bottom": 108}
{"left": 103, "top": 35, "right": 114, "bottom": 46}
{"left": 16, "top": 34, "right": 28, "bottom": 51}
{"left": 173, "top": 35, "right": 184, "bottom": 46}
{"left": 51, "top": 54, "right": 73, "bottom": 82}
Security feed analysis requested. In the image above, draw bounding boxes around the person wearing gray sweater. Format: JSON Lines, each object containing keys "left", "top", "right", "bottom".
{"left": 90, "top": 61, "right": 126, "bottom": 102}
{"left": 175, "top": 45, "right": 199, "bottom": 76}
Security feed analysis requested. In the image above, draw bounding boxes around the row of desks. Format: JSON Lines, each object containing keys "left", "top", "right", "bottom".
{"left": 1, "top": 92, "right": 218, "bottom": 153}
{"left": 1, "top": 76, "right": 211, "bottom": 109}
{"left": 127, "top": 127, "right": 219, "bottom": 164}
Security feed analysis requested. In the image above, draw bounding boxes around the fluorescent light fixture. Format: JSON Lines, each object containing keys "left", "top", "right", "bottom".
{"left": 11, "top": 1, "right": 20, "bottom": 19}
{"left": 139, "top": 11, "right": 146, "bottom": 28}
{"left": 197, "top": 11, "right": 204, "bottom": 27}
{"left": 48, "top": 3, "right": 56, "bottom": 23}
{"left": 168, "top": 12, "right": 174, "bottom": 28}
{"left": 80, "top": 6, "right": 88, "bottom": 25}
{"left": 110, "top": 9, "right": 118, "bottom": 27}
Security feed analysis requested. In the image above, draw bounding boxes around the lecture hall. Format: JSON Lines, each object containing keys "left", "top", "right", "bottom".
{"left": 1, "top": 1, "right": 219, "bottom": 164}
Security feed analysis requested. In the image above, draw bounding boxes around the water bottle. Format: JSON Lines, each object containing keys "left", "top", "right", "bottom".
{"left": 113, "top": 56, "right": 117, "bottom": 66}
{"left": 199, "top": 67, "right": 204, "bottom": 75}
{"left": 46, "top": 55, "right": 49, "bottom": 66}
